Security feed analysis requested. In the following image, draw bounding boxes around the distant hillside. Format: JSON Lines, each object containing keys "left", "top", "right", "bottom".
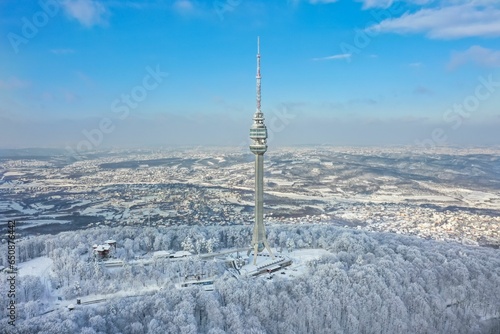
{"left": 0, "top": 148, "right": 67, "bottom": 158}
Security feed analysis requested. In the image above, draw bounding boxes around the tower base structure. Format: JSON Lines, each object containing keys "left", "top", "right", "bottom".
{"left": 251, "top": 240, "right": 274, "bottom": 265}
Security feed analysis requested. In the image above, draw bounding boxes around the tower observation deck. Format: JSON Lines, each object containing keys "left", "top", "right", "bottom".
{"left": 250, "top": 37, "right": 275, "bottom": 265}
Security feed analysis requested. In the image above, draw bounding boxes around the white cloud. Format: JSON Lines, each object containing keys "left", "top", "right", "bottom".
{"left": 356, "top": 0, "right": 442, "bottom": 9}
{"left": 309, "top": 0, "right": 339, "bottom": 4}
{"left": 288, "top": 0, "right": 338, "bottom": 6}
{"left": 106, "top": 1, "right": 151, "bottom": 9}
{"left": 312, "top": 53, "right": 352, "bottom": 61}
{"left": 357, "top": 0, "right": 395, "bottom": 9}
{"left": 448, "top": 45, "right": 500, "bottom": 69}
{"left": 367, "top": 2, "right": 500, "bottom": 39}
{"left": 173, "top": 0, "right": 195, "bottom": 13}
{"left": 62, "top": 0, "right": 107, "bottom": 27}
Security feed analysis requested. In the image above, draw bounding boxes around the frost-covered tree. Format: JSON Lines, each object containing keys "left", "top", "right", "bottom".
{"left": 73, "top": 281, "right": 82, "bottom": 297}
{"left": 7, "top": 224, "right": 500, "bottom": 334}
{"left": 23, "top": 300, "right": 39, "bottom": 320}
{"left": 195, "top": 237, "right": 206, "bottom": 255}
{"left": 286, "top": 238, "right": 295, "bottom": 253}
{"left": 205, "top": 237, "right": 219, "bottom": 254}
{"left": 182, "top": 236, "right": 195, "bottom": 253}
{"left": 19, "top": 275, "right": 46, "bottom": 302}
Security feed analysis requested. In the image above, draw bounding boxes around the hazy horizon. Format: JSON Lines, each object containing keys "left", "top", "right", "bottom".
{"left": 1, "top": 0, "right": 499, "bottom": 150}
{"left": 1, "top": 115, "right": 500, "bottom": 150}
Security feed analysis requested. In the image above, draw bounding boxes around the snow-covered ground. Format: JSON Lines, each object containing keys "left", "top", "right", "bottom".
{"left": 284, "top": 248, "right": 330, "bottom": 277}
{"left": 18, "top": 256, "right": 53, "bottom": 277}
{"left": 3, "top": 171, "right": 25, "bottom": 177}
{"left": 238, "top": 248, "right": 330, "bottom": 278}
{"left": 0, "top": 201, "right": 25, "bottom": 212}
{"left": 18, "top": 219, "right": 71, "bottom": 229}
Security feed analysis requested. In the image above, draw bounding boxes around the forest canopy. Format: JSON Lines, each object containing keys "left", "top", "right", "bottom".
{"left": 1, "top": 224, "right": 499, "bottom": 333}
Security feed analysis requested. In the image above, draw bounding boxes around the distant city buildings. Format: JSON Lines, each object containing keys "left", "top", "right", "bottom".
{"left": 1, "top": 147, "right": 498, "bottom": 249}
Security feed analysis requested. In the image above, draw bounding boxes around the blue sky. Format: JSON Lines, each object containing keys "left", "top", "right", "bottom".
{"left": 0, "top": 0, "right": 499, "bottom": 150}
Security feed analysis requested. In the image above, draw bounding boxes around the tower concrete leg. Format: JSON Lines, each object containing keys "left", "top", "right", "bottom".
{"left": 263, "top": 240, "right": 275, "bottom": 260}
{"left": 253, "top": 243, "right": 259, "bottom": 265}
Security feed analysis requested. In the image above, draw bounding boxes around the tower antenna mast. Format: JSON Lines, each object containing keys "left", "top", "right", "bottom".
{"left": 249, "top": 36, "right": 275, "bottom": 265}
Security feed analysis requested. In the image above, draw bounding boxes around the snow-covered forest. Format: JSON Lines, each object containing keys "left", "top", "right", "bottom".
{"left": 1, "top": 225, "right": 499, "bottom": 333}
